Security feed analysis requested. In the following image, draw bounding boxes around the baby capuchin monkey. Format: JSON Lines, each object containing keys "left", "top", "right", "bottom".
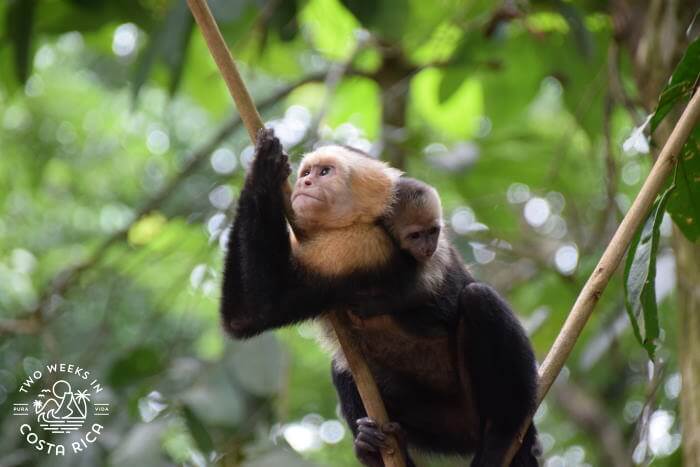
{"left": 344, "top": 177, "right": 447, "bottom": 320}
{"left": 385, "top": 177, "right": 443, "bottom": 262}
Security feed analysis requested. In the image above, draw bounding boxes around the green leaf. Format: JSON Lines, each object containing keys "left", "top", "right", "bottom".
{"left": 163, "top": 0, "right": 195, "bottom": 97}
{"left": 131, "top": 37, "right": 161, "bottom": 103}
{"left": 650, "top": 38, "right": 700, "bottom": 132}
{"left": 182, "top": 404, "right": 214, "bottom": 454}
{"left": 34, "top": 1, "right": 154, "bottom": 36}
{"left": 108, "top": 346, "right": 166, "bottom": 388}
{"left": 131, "top": 0, "right": 194, "bottom": 102}
{"left": 410, "top": 68, "right": 483, "bottom": 139}
{"left": 341, "top": 0, "right": 410, "bottom": 40}
{"left": 268, "top": 0, "right": 299, "bottom": 42}
{"left": 299, "top": 0, "right": 359, "bottom": 60}
{"left": 651, "top": 82, "right": 690, "bottom": 132}
{"left": 623, "top": 182, "right": 675, "bottom": 360}
{"left": 438, "top": 67, "right": 469, "bottom": 104}
{"left": 667, "top": 130, "right": 700, "bottom": 240}
{"left": 327, "top": 77, "right": 381, "bottom": 139}
{"left": 6, "top": 0, "right": 37, "bottom": 84}
{"left": 649, "top": 38, "right": 700, "bottom": 240}
{"left": 553, "top": 0, "right": 593, "bottom": 59}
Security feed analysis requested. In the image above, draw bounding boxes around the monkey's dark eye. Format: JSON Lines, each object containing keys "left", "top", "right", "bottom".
{"left": 429, "top": 227, "right": 439, "bottom": 235}
{"left": 408, "top": 232, "right": 421, "bottom": 240}
{"left": 301, "top": 169, "right": 310, "bottom": 176}
{"left": 320, "top": 166, "right": 331, "bottom": 176}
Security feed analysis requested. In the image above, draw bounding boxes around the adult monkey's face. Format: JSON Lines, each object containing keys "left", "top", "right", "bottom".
{"left": 292, "top": 152, "right": 353, "bottom": 230}
{"left": 292, "top": 145, "right": 402, "bottom": 231}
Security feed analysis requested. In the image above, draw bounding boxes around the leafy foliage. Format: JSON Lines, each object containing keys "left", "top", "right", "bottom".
{"left": 0, "top": 1, "right": 694, "bottom": 466}
{"left": 622, "top": 36, "right": 699, "bottom": 362}
{"left": 650, "top": 37, "right": 700, "bottom": 241}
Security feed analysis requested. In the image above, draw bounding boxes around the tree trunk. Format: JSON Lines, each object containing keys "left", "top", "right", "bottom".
{"left": 374, "top": 49, "right": 413, "bottom": 170}
{"left": 674, "top": 231, "right": 700, "bottom": 464}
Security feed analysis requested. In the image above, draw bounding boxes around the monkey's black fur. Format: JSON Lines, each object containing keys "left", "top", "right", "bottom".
{"left": 221, "top": 129, "right": 540, "bottom": 466}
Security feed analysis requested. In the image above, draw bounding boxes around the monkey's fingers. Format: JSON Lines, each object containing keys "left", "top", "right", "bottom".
{"left": 357, "top": 418, "right": 393, "bottom": 450}
{"left": 382, "top": 422, "right": 404, "bottom": 436}
{"left": 356, "top": 417, "right": 379, "bottom": 428}
{"left": 276, "top": 152, "right": 291, "bottom": 180}
{"left": 358, "top": 425, "right": 387, "bottom": 443}
{"left": 255, "top": 127, "right": 275, "bottom": 148}
{"left": 255, "top": 129, "right": 283, "bottom": 167}
{"left": 253, "top": 129, "right": 288, "bottom": 185}
{"left": 355, "top": 438, "right": 379, "bottom": 454}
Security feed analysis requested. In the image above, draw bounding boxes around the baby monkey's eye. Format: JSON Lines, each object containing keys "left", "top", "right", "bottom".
{"left": 320, "top": 166, "right": 332, "bottom": 176}
{"left": 429, "top": 227, "right": 440, "bottom": 235}
{"left": 408, "top": 232, "right": 421, "bottom": 240}
{"left": 301, "top": 169, "right": 311, "bottom": 176}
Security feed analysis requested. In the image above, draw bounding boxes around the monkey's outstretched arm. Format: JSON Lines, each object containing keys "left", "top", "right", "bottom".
{"left": 221, "top": 129, "right": 333, "bottom": 338}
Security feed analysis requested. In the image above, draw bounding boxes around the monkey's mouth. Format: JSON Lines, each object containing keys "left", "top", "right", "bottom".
{"left": 292, "top": 193, "right": 323, "bottom": 202}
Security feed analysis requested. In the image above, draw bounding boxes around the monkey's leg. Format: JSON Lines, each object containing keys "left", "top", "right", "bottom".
{"left": 472, "top": 425, "right": 539, "bottom": 467}
{"left": 331, "top": 365, "right": 416, "bottom": 467}
{"left": 459, "top": 282, "right": 540, "bottom": 467}
{"left": 508, "top": 425, "right": 540, "bottom": 467}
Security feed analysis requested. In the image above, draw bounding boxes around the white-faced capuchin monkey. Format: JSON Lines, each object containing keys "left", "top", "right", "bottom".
{"left": 221, "top": 128, "right": 540, "bottom": 467}
{"left": 385, "top": 177, "right": 443, "bottom": 262}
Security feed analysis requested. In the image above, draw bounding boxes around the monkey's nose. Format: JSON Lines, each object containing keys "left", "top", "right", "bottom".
{"left": 304, "top": 180, "right": 312, "bottom": 186}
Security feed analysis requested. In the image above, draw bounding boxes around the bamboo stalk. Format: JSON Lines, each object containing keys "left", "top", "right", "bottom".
{"left": 186, "top": 0, "right": 263, "bottom": 141}
{"left": 185, "top": 0, "right": 303, "bottom": 235}
{"left": 504, "top": 88, "right": 700, "bottom": 464}
{"left": 186, "top": 1, "right": 406, "bottom": 465}
{"left": 329, "top": 312, "right": 407, "bottom": 466}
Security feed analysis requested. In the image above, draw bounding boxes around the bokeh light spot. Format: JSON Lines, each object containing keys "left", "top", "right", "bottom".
{"left": 112, "top": 23, "right": 138, "bottom": 57}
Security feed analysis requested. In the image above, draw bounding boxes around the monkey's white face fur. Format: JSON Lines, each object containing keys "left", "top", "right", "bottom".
{"left": 292, "top": 146, "right": 402, "bottom": 231}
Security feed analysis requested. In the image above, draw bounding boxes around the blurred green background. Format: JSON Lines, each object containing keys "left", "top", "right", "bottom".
{"left": 1, "top": 1, "right": 698, "bottom": 466}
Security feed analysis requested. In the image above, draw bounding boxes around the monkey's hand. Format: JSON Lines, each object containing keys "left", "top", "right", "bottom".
{"left": 354, "top": 418, "right": 410, "bottom": 467}
{"left": 252, "top": 128, "right": 291, "bottom": 191}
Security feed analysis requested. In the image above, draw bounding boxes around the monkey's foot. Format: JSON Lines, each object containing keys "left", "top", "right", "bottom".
{"left": 354, "top": 417, "right": 407, "bottom": 467}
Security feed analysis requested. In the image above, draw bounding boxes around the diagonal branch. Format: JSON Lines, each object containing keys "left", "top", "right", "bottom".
{"left": 504, "top": 87, "right": 700, "bottom": 464}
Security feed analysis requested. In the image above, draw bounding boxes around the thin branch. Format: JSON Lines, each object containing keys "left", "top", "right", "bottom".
{"left": 630, "top": 361, "right": 666, "bottom": 465}
{"left": 187, "top": 0, "right": 306, "bottom": 239}
{"left": 187, "top": 0, "right": 263, "bottom": 141}
{"left": 504, "top": 87, "right": 700, "bottom": 464}
{"left": 0, "top": 317, "right": 41, "bottom": 335}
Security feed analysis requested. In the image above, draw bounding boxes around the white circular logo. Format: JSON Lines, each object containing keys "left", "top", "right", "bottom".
{"left": 12, "top": 362, "right": 110, "bottom": 456}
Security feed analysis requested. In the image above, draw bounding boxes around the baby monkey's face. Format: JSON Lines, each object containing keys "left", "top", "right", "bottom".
{"left": 399, "top": 223, "right": 441, "bottom": 261}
